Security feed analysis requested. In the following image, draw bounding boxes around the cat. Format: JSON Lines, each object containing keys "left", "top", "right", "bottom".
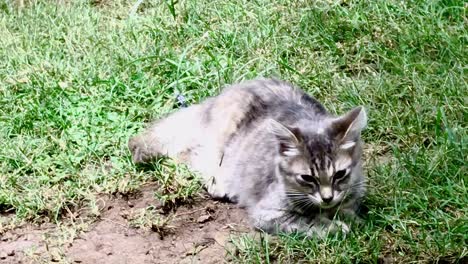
{"left": 129, "top": 78, "right": 367, "bottom": 237}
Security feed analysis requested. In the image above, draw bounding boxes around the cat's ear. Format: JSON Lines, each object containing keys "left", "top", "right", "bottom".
{"left": 329, "top": 106, "right": 367, "bottom": 149}
{"left": 268, "top": 119, "right": 303, "bottom": 157}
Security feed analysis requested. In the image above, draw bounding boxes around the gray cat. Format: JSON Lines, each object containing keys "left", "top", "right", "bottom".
{"left": 129, "top": 78, "right": 367, "bottom": 237}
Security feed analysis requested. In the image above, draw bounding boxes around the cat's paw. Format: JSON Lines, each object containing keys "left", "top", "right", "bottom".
{"left": 328, "top": 220, "right": 350, "bottom": 234}
{"left": 305, "top": 220, "right": 350, "bottom": 238}
{"left": 205, "top": 177, "right": 229, "bottom": 200}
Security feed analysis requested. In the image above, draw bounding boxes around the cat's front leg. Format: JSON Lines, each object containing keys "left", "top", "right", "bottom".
{"left": 305, "top": 218, "right": 350, "bottom": 238}
{"left": 250, "top": 206, "right": 350, "bottom": 238}
{"left": 283, "top": 218, "right": 350, "bottom": 238}
{"left": 249, "top": 205, "right": 313, "bottom": 235}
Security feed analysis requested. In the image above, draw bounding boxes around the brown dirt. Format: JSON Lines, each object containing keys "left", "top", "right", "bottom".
{"left": 0, "top": 185, "right": 251, "bottom": 264}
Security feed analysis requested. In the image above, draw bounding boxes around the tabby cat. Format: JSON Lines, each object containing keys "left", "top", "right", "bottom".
{"left": 129, "top": 78, "right": 367, "bottom": 237}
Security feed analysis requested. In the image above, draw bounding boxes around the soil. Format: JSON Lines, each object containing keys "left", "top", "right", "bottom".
{"left": 0, "top": 184, "right": 251, "bottom": 264}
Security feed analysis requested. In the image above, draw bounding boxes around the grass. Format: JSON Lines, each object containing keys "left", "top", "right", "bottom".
{"left": 0, "top": 0, "right": 466, "bottom": 262}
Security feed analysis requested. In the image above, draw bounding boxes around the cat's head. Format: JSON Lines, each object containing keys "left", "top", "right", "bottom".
{"left": 269, "top": 106, "right": 367, "bottom": 210}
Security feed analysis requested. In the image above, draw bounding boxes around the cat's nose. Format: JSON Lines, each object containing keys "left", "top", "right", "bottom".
{"left": 322, "top": 196, "right": 333, "bottom": 204}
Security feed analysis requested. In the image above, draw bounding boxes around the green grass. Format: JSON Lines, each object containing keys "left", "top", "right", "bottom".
{"left": 0, "top": 0, "right": 466, "bottom": 262}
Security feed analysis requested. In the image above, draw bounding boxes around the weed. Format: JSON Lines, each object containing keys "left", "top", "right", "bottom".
{"left": 128, "top": 206, "right": 174, "bottom": 238}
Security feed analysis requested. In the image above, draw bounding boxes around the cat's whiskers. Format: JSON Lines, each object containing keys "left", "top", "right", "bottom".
{"left": 287, "top": 193, "right": 311, "bottom": 208}
{"left": 288, "top": 198, "right": 307, "bottom": 211}
{"left": 287, "top": 193, "right": 321, "bottom": 212}
{"left": 346, "top": 181, "right": 368, "bottom": 191}
{"left": 348, "top": 180, "right": 368, "bottom": 187}
{"left": 339, "top": 181, "right": 369, "bottom": 203}
{"left": 295, "top": 201, "right": 310, "bottom": 212}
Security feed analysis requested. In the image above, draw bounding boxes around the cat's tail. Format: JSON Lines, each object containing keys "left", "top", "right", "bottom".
{"left": 128, "top": 104, "right": 207, "bottom": 164}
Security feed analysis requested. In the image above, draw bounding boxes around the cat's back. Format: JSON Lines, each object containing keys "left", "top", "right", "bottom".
{"left": 223, "top": 78, "right": 326, "bottom": 113}
{"left": 184, "top": 78, "right": 329, "bottom": 201}
{"left": 203, "top": 78, "right": 327, "bottom": 128}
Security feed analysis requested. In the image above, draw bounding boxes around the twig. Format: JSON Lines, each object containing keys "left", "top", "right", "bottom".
{"left": 173, "top": 207, "right": 207, "bottom": 218}
{"left": 129, "top": 0, "right": 145, "bottom": 17}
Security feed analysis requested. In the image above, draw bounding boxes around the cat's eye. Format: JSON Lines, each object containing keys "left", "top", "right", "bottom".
{"left": 299, "top": 174, "right": 316, "bottom": 183}
{"left": 333, "top": 170, "right": 348, "bottom": 182}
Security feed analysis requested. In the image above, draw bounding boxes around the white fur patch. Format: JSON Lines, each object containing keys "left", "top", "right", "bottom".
{"left": 283, "top": 148, "right": 300, "bottom": 157}
{"left": 327, "top": 164, "right": 334, "bottom": 177}
{"left": 335, "top": 156, "right": 352, "bottom": 171}
{"left": 340, "top": 141, "right": 356, "bottom": 149}
{"left": 320, "top": 186, "right": 333, "bottom": 199}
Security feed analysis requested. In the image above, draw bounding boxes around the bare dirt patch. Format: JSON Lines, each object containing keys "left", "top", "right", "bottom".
{"left": 0, "top": 185, "right": 250, "bottom": 264}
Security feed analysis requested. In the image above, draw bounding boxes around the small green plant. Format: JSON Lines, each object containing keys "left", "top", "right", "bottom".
{"left": 128, "top": 206, "right": 173, "bottom": 237}
{"left": 152, "top": 158, "right": 203, "bottom": 211}
{"left": 164, "top": 0, "right": 178, "bottom": 20}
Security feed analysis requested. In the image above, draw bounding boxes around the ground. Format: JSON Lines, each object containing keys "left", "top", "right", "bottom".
{"left": 1, "top": 184, "right": 250, "bottom": 263}
{"left": 0, "top": 0, "right": 466, "bottom": 263}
